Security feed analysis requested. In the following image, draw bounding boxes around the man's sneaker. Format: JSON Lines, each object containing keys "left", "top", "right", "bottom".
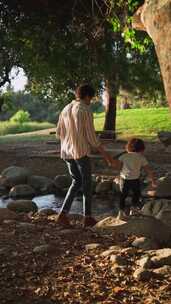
{"left": 56, "top": 213, "right": 71, "bottom": 227}
{"left": 117, "top": 210, "right": 129, "bottom": 221}
{"left": 83, "top": 216, "right": 97, "bottom": 228}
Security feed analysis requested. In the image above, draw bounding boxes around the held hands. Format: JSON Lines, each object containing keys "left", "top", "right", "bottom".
{"left": 104, "top": 155, "right": 114, "bottom": 167}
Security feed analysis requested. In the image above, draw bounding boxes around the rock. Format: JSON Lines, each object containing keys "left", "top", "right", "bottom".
{"left": 85, "top": 243, "right": 101, "bottom": 250}
{"left": 155, "top": 176, "right": 171, "bottom": 198}
{"left": 142, "top": 200, "right": 163, "bottom": 217}
{"left": 28, "top": 175, "right": 56, "bottom": 194}
{"left": 153, "top": 265, "right": 171, "bottom": 276}
{"left": 95, "top": 216, "right": 171, "bottom": 244}
{"left": 7, "top": 200, "right": 38, "bottom": 213}
{"left": 38, "top": 208, "right": 57, "bottom": 216}
{"left": 1, "top": 166, "right": 31, "bottom": 188}
{"left": 9, "top": 184, "right": 36, "bottom": 199}
{"left": 54, "top": 175, "right": 71, "bottom": 189}
{"left": 132, "top": 237, "right": 159, "bottom": 250}
{"left": 150, "top": 248, "right": 171, "bottom": 268}
{"left": 95, "top": 180, "right": 112, "bottom": 193}
{"left": 33, "top": 244, "right": 51, "bottom": 254}
{"left": 136, "top": 256, "right": 152, "bottom": 269}
{"left": 145, "top": 176, "right": 171, "bottom": 198}
{"left": 133, "top": 268, "right": 153, "bottom": 281}
{"left": 95, "top": 216, "right": 125, "bottom": 228}
{"left": 0, "top": 184, "right": 8, "bottom": 195}
{"left": 109, "top": 245, "right": 121, "bottom": 252}
{"left": 142, "top": 299, "right": 161, "bottom": 304}
{"left": 110, "top": 254, "right": 127, "bottom": 266}
{"left": 100, "top": 248, "right": 120, "bottom": 258}
{"left": 156, "top": 209, "right": 171, "bottom": 228}
{"left": 142, "top": 199, "right": 171, "bottom": 228}
{"left": 121, "top": 247, "right": 137, "bottom": 256}
{"left": 0, "top": 208, "right": 18, "bottom": 223}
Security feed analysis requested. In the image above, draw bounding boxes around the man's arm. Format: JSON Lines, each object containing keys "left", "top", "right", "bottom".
{"left": 97, "top": 144, "right": 115, "bottom": 165}
{"left": 85, "top": 111, "right": 113, "bottom": 165}
{"left": 56, "top": 114, "right": 65, "bottom": 139}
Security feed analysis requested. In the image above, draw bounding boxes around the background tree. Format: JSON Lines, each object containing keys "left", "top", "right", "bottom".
{"left": 0, "top": 0, "right": 164, "bottom": 135}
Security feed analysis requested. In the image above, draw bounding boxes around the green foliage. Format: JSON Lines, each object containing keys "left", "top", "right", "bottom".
{"left": 10, "top": 110, "right": 31, "bottom": 124}
{"left": 0, "top": 90, "right": 61, "bottom": 123}
{"left": 0, "top": 121, "right": 54, "bottom": 136}
{"left": 0, "top": 0, "right": 162, "bottom": 97}
{"left": 0, "top": 0, "right": 165, "bottom": 127}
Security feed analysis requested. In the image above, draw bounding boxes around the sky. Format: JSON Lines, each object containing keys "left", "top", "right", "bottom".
{"left": 2, "top": 67, "right": 28, "bottom": 92}
{"left": 10, "top": 67, "right": 28, "bottom": 92}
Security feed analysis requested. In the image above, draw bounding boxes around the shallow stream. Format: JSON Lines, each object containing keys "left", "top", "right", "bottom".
{"left": 0, "top": 194, "right": 116, "bottom": 217}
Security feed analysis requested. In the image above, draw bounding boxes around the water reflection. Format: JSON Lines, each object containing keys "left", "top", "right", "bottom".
{"left": 33, "top": 194, "right": 63, "bottom": 212}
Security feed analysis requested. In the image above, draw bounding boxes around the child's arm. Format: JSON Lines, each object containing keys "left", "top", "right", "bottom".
{"left": 143, "top": 165, "right": 157, "bottom": 188}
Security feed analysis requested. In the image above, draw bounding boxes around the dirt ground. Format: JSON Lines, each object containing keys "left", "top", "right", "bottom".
{"left": 0, "top": 140, "right": 67, "bottom": 178}
{"left": 0, "top": 137, "right": 171, "bottom": 177}
{"left": 0, "top": 138, "right": 171, "bottom": 304}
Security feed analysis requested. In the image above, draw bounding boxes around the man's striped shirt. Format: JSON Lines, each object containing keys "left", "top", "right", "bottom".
{"left": 56, "top": 100, "right": 100, "bottom": 159}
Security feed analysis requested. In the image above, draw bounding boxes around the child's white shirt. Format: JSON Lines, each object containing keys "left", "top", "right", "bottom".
{"left": 119, "top": 152, "right": 148, "bottom": 180}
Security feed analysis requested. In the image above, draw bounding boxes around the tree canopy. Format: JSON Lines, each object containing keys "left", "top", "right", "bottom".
{"left": 0, "top": 0, "right": 165, "bottom": 131}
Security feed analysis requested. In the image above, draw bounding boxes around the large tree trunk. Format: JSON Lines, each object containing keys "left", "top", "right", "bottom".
{"left": 132, "top": 0, "right": 171, "bottom": 110}
{"left": 102, "top": 80, "right": 118, "bottom": 139}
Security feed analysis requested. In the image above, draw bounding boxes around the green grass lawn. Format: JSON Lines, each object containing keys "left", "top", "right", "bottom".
{"left": 94, "top": 107, "right": 171, "bottom": 139}
{"left": 0, "top": 107, "right": 170, "bottom": 143}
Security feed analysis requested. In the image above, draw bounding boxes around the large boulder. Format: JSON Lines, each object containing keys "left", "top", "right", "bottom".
{"left": 7, "top": 199, "right": 38, "bottom": 213}
{"left": 143, "top": 176, "right": 171, "bottom": 198}
{"left": 142, "top": 199, "right": 171, "bottom": 228}
{"left": 142, "top": 199, "right": 171, "bottom": 216}
{"left": 9, "top": 184, "right": 35, "bottom": 199}
{"left": 54, "top": 175, "right": 71, "bottom": 189}
{"left": 95, "top": 180, "right": 112, "bottom": 194}
{"left": 28, "top": 175, "right": 56, "bottom": 194}
{"left": 1, "top": 166, "right": 31, "bottom": 188}
{"left": 150, "top": 248, "right": 171, "bottom": 268}
{"left": 95, "top": 216, "right": 171, "bottom": 245}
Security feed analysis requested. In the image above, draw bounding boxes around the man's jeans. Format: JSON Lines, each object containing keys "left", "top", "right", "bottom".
{"left": 60, "top": 156, "right": 92, "bottom": 216}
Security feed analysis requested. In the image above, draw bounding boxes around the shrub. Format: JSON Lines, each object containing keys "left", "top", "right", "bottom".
{"left": 10, "top": 110, "right": 31, "bottom": 124}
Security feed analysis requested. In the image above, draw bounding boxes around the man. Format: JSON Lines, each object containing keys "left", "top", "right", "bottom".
{"left": 56, "top": 84, "right": 112, "bottom": 227}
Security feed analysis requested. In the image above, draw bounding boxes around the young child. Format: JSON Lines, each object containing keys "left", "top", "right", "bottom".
{"left": 112, "top": 138, "right": 156, "bottom": 220}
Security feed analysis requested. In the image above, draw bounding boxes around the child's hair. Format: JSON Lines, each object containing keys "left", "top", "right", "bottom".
{"left": 126, "top": 138, "right": 145, "bottom": 152}
{"left": 76, "top": 84, "right": 95, "bottom": 99}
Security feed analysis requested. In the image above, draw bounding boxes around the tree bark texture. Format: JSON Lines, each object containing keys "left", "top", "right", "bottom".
{"left": 132, "top": 0, "right": 171, "bottom": 110}
{"left": 102, "top": 80, "right": 117, "bottom": 139}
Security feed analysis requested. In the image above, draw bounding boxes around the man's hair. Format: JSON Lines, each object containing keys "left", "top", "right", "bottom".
{"left": 76, "top": 84, "right": 95, "bottom": 99}
{"left": 126, "top": 138, "right": 145, "bottom": 152}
